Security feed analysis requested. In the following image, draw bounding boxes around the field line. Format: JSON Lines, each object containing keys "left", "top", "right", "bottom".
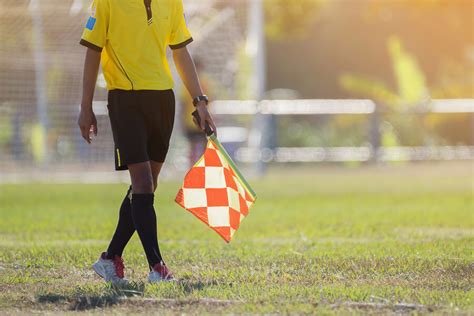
{"left": 332, "top": 301, "right": 437, "bottom": 312}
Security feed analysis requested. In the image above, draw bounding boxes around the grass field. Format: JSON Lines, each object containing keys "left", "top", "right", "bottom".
{"left": 0, "top": 162, "right": 473, "bottom": 314}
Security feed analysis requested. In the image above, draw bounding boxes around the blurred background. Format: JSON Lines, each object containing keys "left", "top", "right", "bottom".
{"left": 0, "top": 0, "right": 473, "bottom": 182}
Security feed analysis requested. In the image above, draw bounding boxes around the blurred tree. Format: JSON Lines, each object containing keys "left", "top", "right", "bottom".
{"left": 264, "top": 0, "right": 473, "bottom": 147}
{"left": 340, "top": 35, "right": 473, "bottom": 146}
{"left": 264, "top": 0, "right": 325, "bottom": 40}
{"left": 340, "top": 36, "right": 429, "bottom": 147}
{"left": 267, "top": 0, "right": 472, "bottom": 97}
{"left": 364, "top": 0, "right": 473, "bottom": 97}
{"left": 340, "top": 36, "right": 428, "bottom": 110}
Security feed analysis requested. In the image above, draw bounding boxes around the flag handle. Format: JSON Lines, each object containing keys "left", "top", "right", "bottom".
{"left": 192, "top": 110, "right": 214, "bottom": 137}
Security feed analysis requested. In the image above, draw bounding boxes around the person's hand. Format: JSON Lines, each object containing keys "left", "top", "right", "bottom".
{"left": 195, "top": 101, "right": 217, "bottom": 135}
{"left": 78, "top": 107, "right": 98, "bottom": 144}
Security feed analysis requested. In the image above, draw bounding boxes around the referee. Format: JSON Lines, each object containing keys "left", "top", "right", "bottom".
{"left": 78, "top": 0, "right": 216, "bottom": 284}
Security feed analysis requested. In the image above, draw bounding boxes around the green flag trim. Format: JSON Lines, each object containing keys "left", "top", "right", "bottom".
{"left": 210, "top": 134, "right": 257, "bottom": 200}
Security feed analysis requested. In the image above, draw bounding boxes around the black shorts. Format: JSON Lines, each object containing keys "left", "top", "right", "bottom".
{"left": 107, "top": 89, "right": 175, "bottom": 171}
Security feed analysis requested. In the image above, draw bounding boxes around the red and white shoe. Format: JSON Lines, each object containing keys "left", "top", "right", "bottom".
{"left": 148, "top": 261, "right": 175, "bottom": 283}
{"left": 92, "top": 252, "right": 129, "bottom": 286}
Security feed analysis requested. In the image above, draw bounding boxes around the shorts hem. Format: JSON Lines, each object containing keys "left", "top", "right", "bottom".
{"left": 115, "top": 157, "right": 168, "bottom": 171}
{"left": 115, "top": 157, "right": 150, "bottom": 171}
{"left": 150, "top": 158, "right": 166, "bottom": 164}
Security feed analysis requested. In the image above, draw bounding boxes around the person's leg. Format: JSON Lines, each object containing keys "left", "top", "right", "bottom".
{"left": 134, "top": 90, "right": 174, "bottom": 279}
{"left": 128, "top": 161, "right": 163, "bottom": 269}
{"left": 104, "top": 90, "right": 146, "bottom": 259}
{"left": 106, "top": 186, "right": 135, "bottom": 258}
{"left": 151, "top": 161, "right": 164, "bottom": 192}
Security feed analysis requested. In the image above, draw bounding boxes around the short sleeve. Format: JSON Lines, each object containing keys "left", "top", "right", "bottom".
{"left": 169, "top": 0, "right": 193, "bottom": 50}
{"left": 79, "top": 0, "right": 109, "bottom": 52}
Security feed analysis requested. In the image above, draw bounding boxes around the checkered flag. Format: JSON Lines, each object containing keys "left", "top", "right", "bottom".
{"left": 175, "top": 135, "right": 257, "bottom": 242}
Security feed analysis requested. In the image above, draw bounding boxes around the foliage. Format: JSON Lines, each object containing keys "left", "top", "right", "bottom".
{"left": 277, "top": 116, "right": 368, "bottom": 147}
{"left": 264, "top": 0, "right": 325, "bottom": 40}
{"left": 340, "top": 36, "right": 428, "bottom": 110}
{"left": 340, "top": 36, "right": 473, "bottom": 146}
{"left": 388, "top": 37, "right": 429, "bottom": 106}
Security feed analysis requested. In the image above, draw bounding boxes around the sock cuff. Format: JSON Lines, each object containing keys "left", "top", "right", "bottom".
{"left": 131, "top": 193, "right": 154, "bottom": 205}
{"left": 125, "top": 186, "right": 133, "bottom": 200}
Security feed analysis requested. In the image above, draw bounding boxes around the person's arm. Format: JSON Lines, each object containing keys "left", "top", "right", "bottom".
{"left": 173, "top": 46, "right": 217, "bottom": 134}
{"left": 78, "top": 0, "right": 109, "bottom": 143}
{"left": 78, "top": 48, "right": 101, "bottom": 144}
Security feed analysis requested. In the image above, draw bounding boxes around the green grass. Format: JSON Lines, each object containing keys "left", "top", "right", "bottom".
{"left": 0, "top": 162, "right": 473, "bottom": 314}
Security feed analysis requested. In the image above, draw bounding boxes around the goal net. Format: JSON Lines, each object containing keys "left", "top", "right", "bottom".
{"left": 0, "top": 0, "right": 251, "bottom": 181}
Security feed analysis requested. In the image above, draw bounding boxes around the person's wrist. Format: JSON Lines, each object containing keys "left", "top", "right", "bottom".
{"left": 196, "top": 100, "right": 207, "bottom": 108}
{"left": 193, "top": 95, "right": 209, "bottom": 107}
{"left": 80, "top": 101, "right": 93, "bottom": 112}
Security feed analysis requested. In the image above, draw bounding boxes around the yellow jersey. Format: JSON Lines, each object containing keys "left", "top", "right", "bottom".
{"left": 80, "top": 0, "right": 193, "bottom": 91}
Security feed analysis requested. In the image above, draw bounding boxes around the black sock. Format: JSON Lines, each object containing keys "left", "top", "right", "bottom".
{"left": 106, "top": 186, "right": 135, "bottom": 258}
{"left": 131, "top": 193, "right": 163, "bottom": 268}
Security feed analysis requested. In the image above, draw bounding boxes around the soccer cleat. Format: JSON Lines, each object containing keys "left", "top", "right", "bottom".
{"left": 148, "top": 261, "right": 175, "bottom": 283}
{"left": 92, "top": 252, "right": 129, "bottom": 285}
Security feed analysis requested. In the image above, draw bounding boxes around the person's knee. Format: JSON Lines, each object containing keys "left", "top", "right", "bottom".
{"left": 150, "top": 161, "right": 163, "bottom": 193}
{"left": 133, "top": 177, "right": 154, "bottom": 193}
{"left": 129, "top": 163, "right": 154, "bottom": 194}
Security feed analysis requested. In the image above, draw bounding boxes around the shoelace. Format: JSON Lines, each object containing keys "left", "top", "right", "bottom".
{"left": 113, "top": 256, "right": 125, "bottom": 278}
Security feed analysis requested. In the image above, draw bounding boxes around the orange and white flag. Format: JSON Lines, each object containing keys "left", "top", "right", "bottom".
{"left": 175, "top": 135, "right": 257, "bottom": 242}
